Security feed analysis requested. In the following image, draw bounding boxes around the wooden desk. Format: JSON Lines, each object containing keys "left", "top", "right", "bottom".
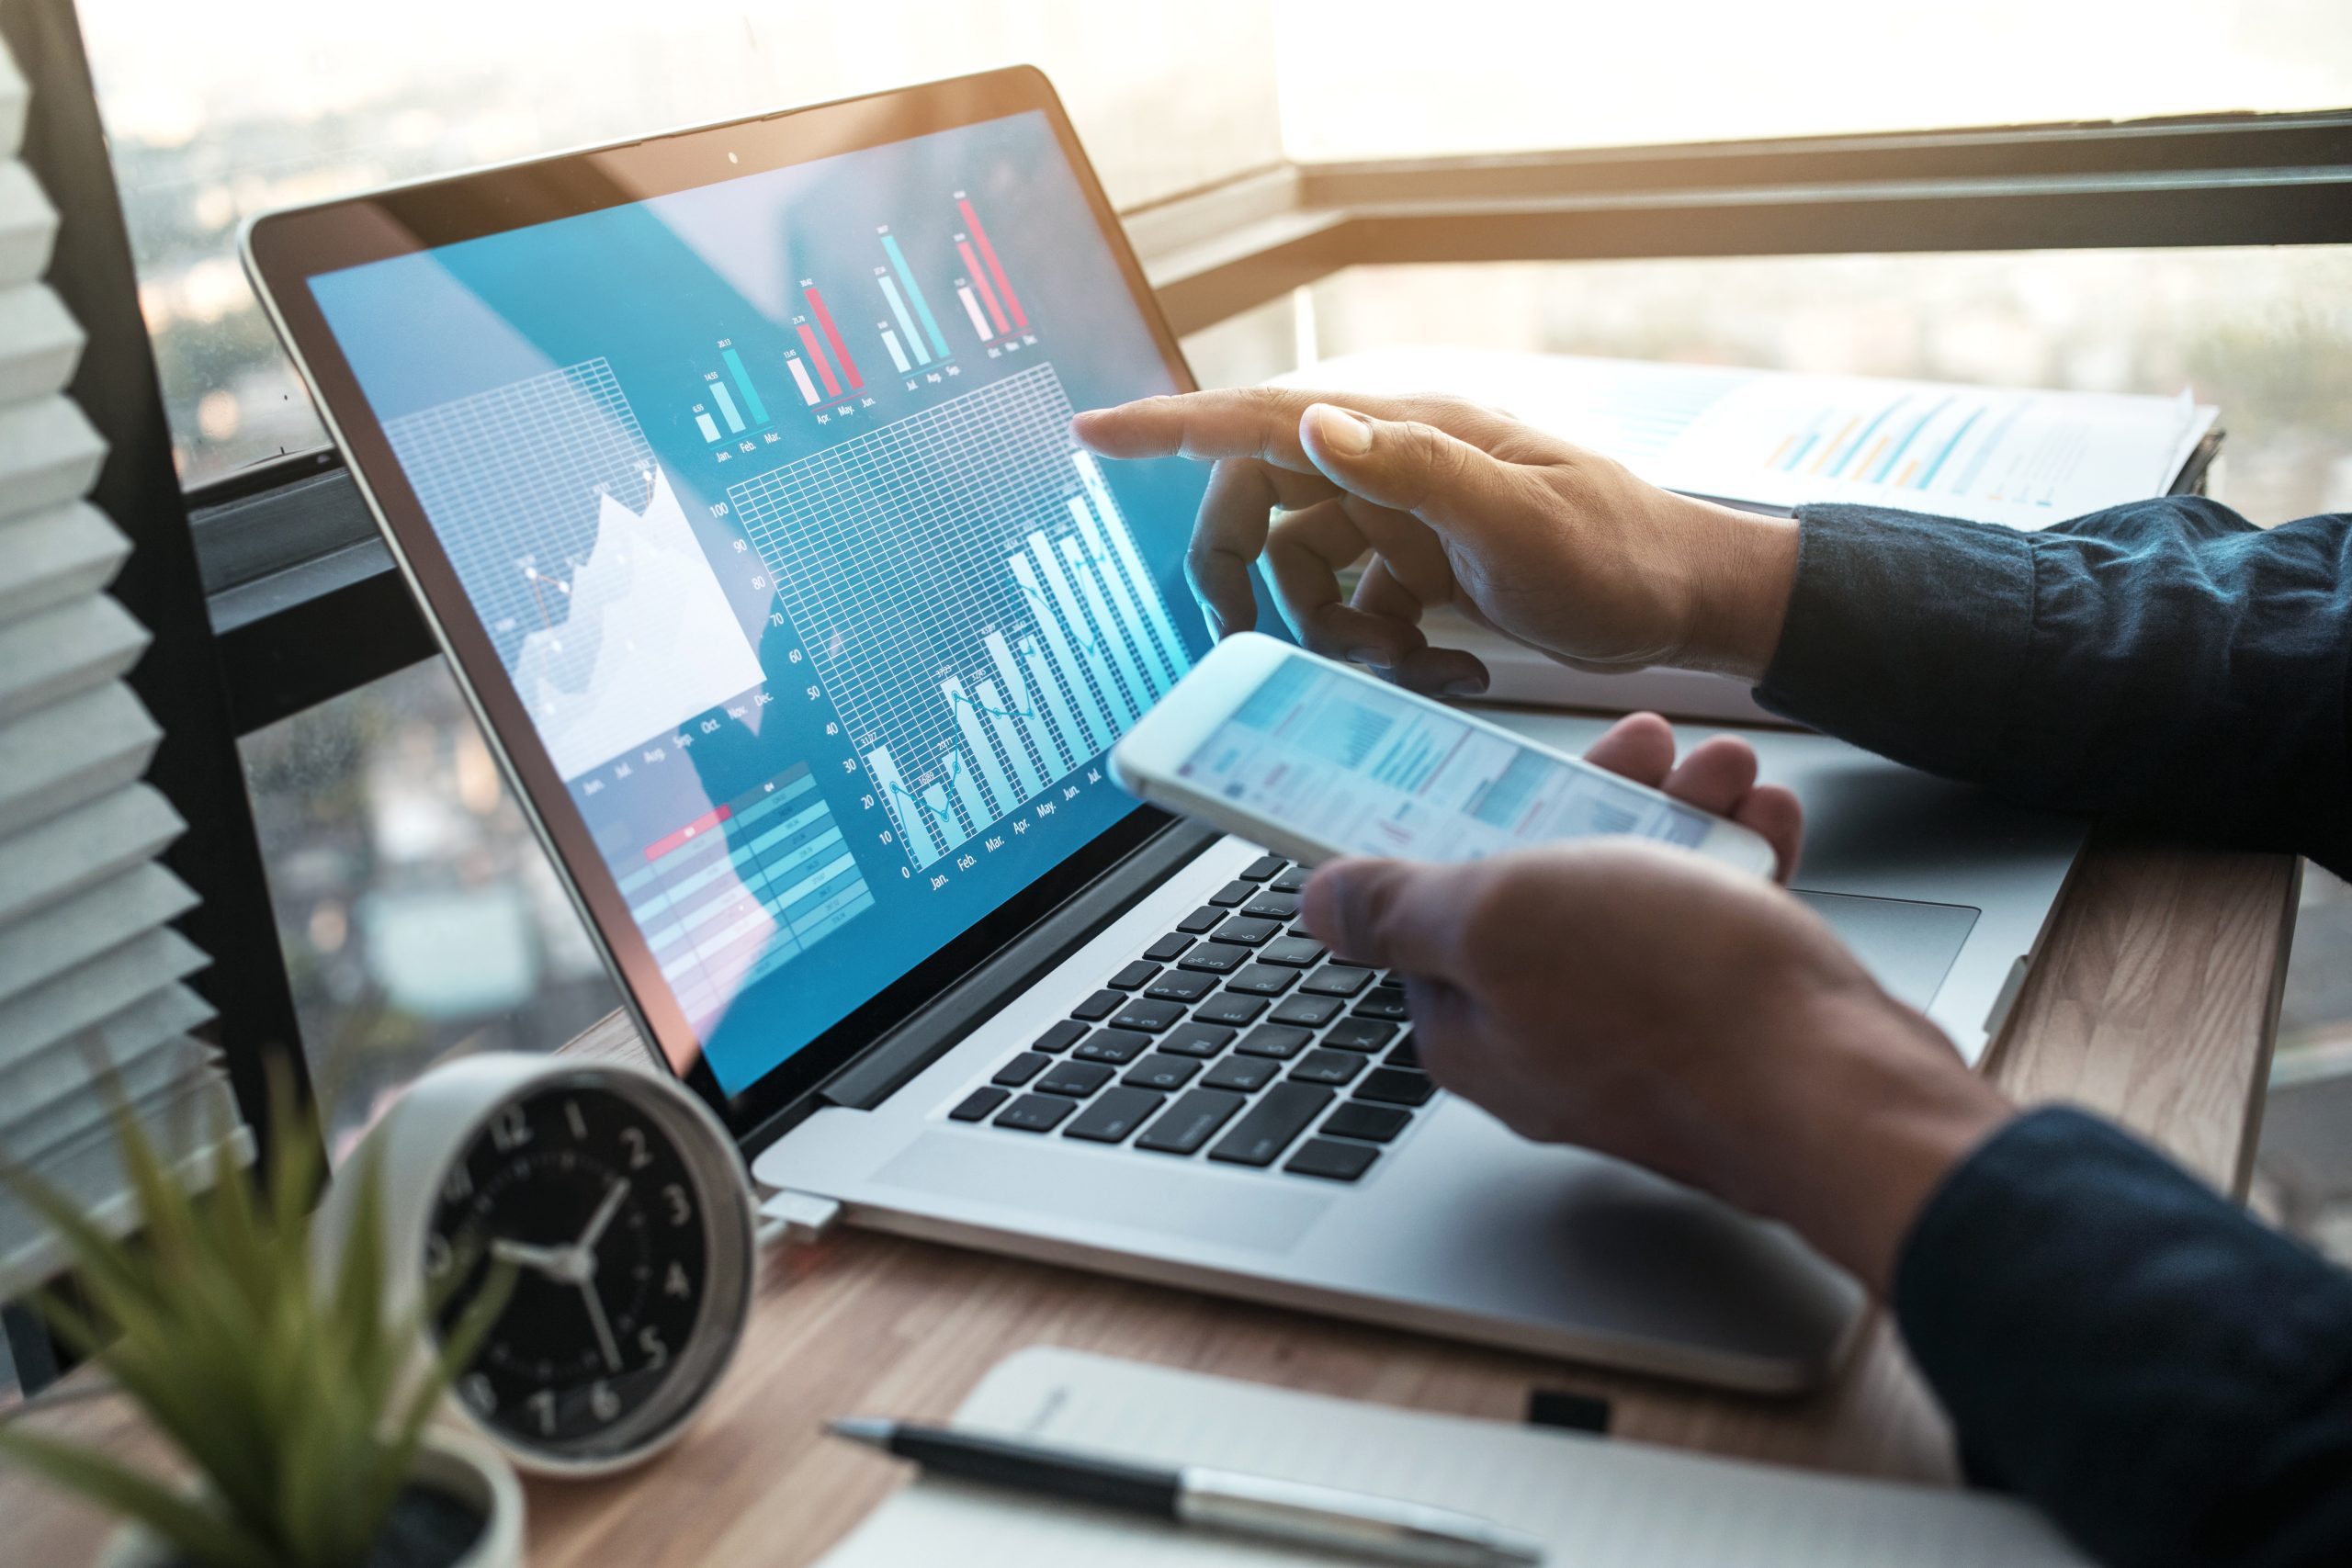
{"left": 2, "top": 830, "right": 2299, "bottom": 1567}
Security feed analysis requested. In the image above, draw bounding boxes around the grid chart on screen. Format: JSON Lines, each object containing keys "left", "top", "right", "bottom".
{"left": 725, "top": 363, "right": 1192, "bottom": 870}
{"left": 383, "top": 358, "right": 657, "bottom": 672}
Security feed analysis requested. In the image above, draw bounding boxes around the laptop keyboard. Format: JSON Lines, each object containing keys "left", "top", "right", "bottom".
{"left": 944, "top": 855, "right": 1432, "bottom": 1182}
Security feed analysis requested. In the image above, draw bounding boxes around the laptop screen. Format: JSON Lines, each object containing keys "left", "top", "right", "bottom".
{"left": 300, "top": 104, "right": 1211, "bottom": 1099}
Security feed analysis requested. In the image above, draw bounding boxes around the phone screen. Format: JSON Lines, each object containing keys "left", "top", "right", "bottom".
{"left": 1176, "top": 654, "right": 1717, "bottom": 861}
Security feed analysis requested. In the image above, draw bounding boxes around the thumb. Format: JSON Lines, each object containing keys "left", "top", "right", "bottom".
{"left": 1301, "top": 856, "right": 1465, "bottom": 977}
{"left": 1298, "top": 401, "right": 1534, "bottom": 540}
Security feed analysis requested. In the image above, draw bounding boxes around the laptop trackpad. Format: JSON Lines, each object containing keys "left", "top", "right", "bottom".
{"left": 1792, "top": 889, "right": 1978, "bottom": 1011}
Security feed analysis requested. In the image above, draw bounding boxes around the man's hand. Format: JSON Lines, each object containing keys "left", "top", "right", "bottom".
{"left": 1300, "top": 718, "right": 2011, "bottom": 1293}
{"left": 1072, "top": 389, "right": 1800, "bottom": 694}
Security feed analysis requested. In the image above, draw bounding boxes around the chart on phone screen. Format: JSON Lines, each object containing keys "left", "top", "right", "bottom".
{"left": 383, "top": 358, "right": 765, "bottom": 779}
{"left": 1181, "top": 658, "right": 1714, "bottom": 861}
{"left": 725, "top": 362, "right": 1190, "bottom": 872}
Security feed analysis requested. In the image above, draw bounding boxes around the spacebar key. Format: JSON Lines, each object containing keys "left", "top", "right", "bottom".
{"left": 1207, "top": 1082, "right": 1333, "bottom": 1168}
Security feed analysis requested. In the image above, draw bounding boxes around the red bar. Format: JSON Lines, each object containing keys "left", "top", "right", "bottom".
{"left": 957, "top": 197, "right": 1026, "bottom": 329}
{"left": 802, "top": 287, "right": 863, "bottom": 389}
{"left": 796, "top": 322, "right": 843, "bottom": 400}
{"left": 646, "top": 803, "right": 732, "bottom": 863}
{"left": 956, "top": 239, "right": 1010, "bottom": 334}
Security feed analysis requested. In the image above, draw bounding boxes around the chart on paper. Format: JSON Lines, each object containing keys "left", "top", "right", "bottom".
{"left": 383, "top": 359, "right": 765, "bottom": 779}
{"left": 726, "top": 363, "right": 1190, "bottom": 871}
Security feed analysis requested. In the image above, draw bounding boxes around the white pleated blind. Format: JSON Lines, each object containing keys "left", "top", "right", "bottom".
{"left": 0, "top": 36, "right": 244, "bottom": 1285}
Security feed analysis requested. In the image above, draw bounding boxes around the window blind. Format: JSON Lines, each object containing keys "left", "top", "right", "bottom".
{"left": 0, "top": 35, "right": 245, "bottom": 1286}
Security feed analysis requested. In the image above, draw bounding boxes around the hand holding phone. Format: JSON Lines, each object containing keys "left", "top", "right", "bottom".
{"left": 1109, "top": 635, "right": 1779, "bottom": 878}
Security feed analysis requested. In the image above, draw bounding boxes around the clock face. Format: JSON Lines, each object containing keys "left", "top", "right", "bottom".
{"left": 426, "top": 1082, "right": 710, "bottom": 1456}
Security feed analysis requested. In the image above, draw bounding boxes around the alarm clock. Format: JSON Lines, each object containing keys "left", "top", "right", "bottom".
{"left": 327, "top": 1053, "right": 757, "bottom": 1475}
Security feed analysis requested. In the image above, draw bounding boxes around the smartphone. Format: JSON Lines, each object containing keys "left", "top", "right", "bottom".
{"left": 1109, "top": 634, "right": 1778, "bottom": 877}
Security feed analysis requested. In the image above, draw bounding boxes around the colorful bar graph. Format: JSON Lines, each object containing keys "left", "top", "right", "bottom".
{"left": 710, "top": 380, "right": 745, "bottom": 434}
{"left": 1023, "top": 539, "right": 1138, "bottom": 727}
{"left": 720, "top": 346, "right": 769, "bottom": 424}
{"left": 880, "top": 232, "right": 951, "bottom": 360}
{"left": 695, "top": 411, "right": 722, "bottom": 443}
{"left": 956, "top": 283, "right": 994, "bottom": 342}
{"left": 943, "top": 677, "right": 1017, "bottom": 814}
{"left": 786, "top": 355, "right": 821, "bottom": 407}
{"left": 1868, "top": 397, "right": 1953, "bottom": 483}
{"left": 1059, "top": 536, "right": 1156, "bottom": 712}
{"left": 1075, "top": 450, "right": 1188, "bottom": 685}
{"left": 1914, "top": 404, "right": 1986, "bottom": 490}
{"left": 876, "top": 273, "right": 930, "bottom": 366}
{"left": 956, "top": 239, "right": 1011, "bottom": 333}
{"left": 956, "top": 197, "right": 1028, "bottom": 329}
{"left": 797, "top": 323, "right": 844, "bottom": 400}
{"left": 802, "top": 287, "right": 862, "bottom": 390}
{"left": 986, "top": 628, "right": 1077, "bottom": 774}
{"left": 974, "top": 677, "right": 1047, "bottom": 796}
{"left": 1011, "top": 550, "right": 1120, "bottom": 750}
{"left": 881, "top": 328, "right": 912, "bottom": 374}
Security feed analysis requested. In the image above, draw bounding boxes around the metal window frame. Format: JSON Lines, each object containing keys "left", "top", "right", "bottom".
{"left": 194, "top": 105, "right": 2352, "bottom": 733}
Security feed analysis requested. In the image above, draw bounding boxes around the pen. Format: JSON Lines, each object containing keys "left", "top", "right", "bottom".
{"left": 826, "top": 1416, "right": 1546, "bottom": 1566}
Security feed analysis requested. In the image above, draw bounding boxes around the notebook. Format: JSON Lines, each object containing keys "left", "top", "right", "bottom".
{"left": 818, "top": 1347, "right": 2090, "bottom": 1566}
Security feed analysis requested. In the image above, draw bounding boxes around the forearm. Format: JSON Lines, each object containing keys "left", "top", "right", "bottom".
{"left": 1742, "top": 499, "right": 2352, "bottom": 875}
{"left": 1895, "top": 1109, "right": 2352, "bottom": 1566}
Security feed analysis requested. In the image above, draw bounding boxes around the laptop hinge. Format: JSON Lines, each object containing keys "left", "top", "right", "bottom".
{"left": 802, "top": 820, "right": 1222, "bottom": 1116}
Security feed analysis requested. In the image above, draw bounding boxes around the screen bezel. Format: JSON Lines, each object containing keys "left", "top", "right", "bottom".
{"left": 242, "top": 67, "right": 1197, "bottom": 1145}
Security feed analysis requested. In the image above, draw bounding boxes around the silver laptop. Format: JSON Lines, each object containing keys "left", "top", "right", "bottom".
{"left": 244, "top": 68, "right": 2083, "bottom": 1393}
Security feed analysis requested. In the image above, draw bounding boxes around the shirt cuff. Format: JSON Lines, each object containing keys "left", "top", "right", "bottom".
{"left": 1755, "top": 505, "right": 2035, "bottom": 779}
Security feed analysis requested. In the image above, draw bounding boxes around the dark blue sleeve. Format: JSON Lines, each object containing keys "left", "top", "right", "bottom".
{"left": 1895, "top": 1108, "right": 2352, "bottom": 1567}
{"left": 1754, "top": 499, "right": 2352, "bottom": 878}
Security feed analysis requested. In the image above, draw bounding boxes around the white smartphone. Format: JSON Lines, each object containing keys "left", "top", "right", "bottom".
{"left": 1110, "top": 633, "right": 1778, "bottom": 877}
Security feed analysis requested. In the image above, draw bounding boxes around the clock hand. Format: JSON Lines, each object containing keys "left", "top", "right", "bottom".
{"left": 576, "top": 1176, "right": 632, "bottom": 1258}
{"left": 490, "top": 1238, "right": 575, "bottom": 1277}
{"left": 580, "top": 1280, "right": 622, "bottom": 1374}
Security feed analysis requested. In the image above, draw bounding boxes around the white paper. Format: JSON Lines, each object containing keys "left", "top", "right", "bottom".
{"left": 819, "top": 1348, "right": 2089, "bottom": 1567}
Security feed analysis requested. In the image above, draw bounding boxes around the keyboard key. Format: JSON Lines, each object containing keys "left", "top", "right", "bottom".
{"left": 1178, "top": 942, "right": 1250, "bottom": 975}
{"left": 1177, "top": 906, "right": 1227, "bottom": 935}
{"left": 1107, "top": 960, "right": 1161, "bottom": 991}
{"left": 992, "top": 1052, "right": 1050, "bottom": 1087}
{"left": 1070, "top": 988, "right": 1125, "bottom": 1021}
{"left": 1201, "top": 1055, "right": 1279, "bottom": 1092}
{"left": 1320, "top": 1102, "right": 1411, "bottom": 1143}
{"left": 1236, "top": 1024, "right": 1313, "bottom": 1060}
{"left": 1301, "top": 964, "right": 1374, "bottom": 998}
{"left": 1032, "top": 1020, "right": 1089, "bottom": 1055}
{"left": 1145, "top": 969, "right": 1218, "bottom": 1003}
{"left": 949, "top": 1086, "right": 1010, "bottom": 1122}
{"left": 1260, "top": 935, "right": 1327, "bottom": 968}
{"left": 1238, "top": 854, "right": 1286, "bottom": 882}
{"left": 1209, "top": 1082, "right": 1334, "bottom": 1167}
{"left": 1323, "top": 1018, "right": 1396, "bottom": 1053}
{"left": 1288, "top": 1048, "right": 1366, "bottom": 1087}
{"left": 1271, "top": 865, "right": 1310, "bottom": 894}
{"left": 1353, "top": 991, "right": 1411, "bottom": 1021}
{"left": 1285, "top": 1137, "right": 1380, "bottom": 1182}
{"left": 1144, "top": 933, "right": 1195, "bottom": 963}
{"left": 1111, "top": 999, "right": 1185, "bottom": 1032}
{"left": 1159, "top": 1022, "right": 1237, "bottom": 1058}
{"left": 1136, "top": 1089, "right": 1246, "bottom": 1155}
{"left": 1063, "top": 1087, "right": 1165, "bottom": 1144}
{"left": 1207, "top": 880, "right": 1257, "bottom": 908}
{"left": 1242, "top": 893, "right": 1301, "bottom": 921}
{"left": 1270, "top": 994, "right": 1344, "bottom": 1029}
{"left": 1124, "top": 1053, "right": 1202, "bottom": 1092}
{"left": 1355, "top": 1067, "right": 1436, "bottom": 1106}
{"left": 1072, "top": 1029, "right": 1151, "bottom": 1065}
{"left": 994, "top": 1094, "right": 1075, "bottom": 1133}
{"left": 1386, "top": 1033, "right": 1419, "bottom": 1068}
{"left": 1209, "top": 915, "right": 1281, "bottom": 947}
{"left": 1036, "top": 1060, "right": 1114, "bottom": 1098}
{"left": 1193, "top": 992, "right": 1269, "bottom": 1028}
{"left": 1227, "top": 964, "right": 1297, "bottom": 997}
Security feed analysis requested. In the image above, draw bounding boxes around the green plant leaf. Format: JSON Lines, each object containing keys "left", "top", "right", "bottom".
{"left": 0, "top": 1426, "right": 270, "bottom": 1568}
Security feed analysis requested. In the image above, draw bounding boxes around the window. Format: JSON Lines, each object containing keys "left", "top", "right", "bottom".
{"left": 79, "top": 0, "right": 1283, "bottom": 484}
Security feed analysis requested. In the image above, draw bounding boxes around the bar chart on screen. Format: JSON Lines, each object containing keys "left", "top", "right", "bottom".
{"left": 724, "top": 363, "right": 1190, "bottom": 874}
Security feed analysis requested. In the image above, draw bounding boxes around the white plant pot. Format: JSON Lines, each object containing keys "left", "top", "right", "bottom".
{"left": 96, "top": 1427, "right": 525, "bottom": 1568}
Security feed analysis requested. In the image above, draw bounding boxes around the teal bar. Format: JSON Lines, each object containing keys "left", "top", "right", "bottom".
{"left": 720, "top": 348, "right": 769, "bottom": 424}
{"left": 710, "top": 382, "right": 745, "bottom": 434}
{"left": 882, "top": 234, "right": 951, "bottom": 360}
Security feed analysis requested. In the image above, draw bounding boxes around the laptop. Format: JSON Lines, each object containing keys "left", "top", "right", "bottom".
{"left": 243, "top": 67, "right": 2083, "bottom": 1393}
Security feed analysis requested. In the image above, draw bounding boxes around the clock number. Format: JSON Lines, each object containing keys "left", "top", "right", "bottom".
{"left": 662, "top": 1183, "right": 692, "bottom": 1227}
{"left": 526, "top": 1389, "right": 557, "bottom": 1436}
{"left": 460, "top": 1373, "right": 496, "bottom": 1415}
{"left": 424, "top": 1232, "right": 453, "bottom": 1280}
{"left": 564, "top": 1100, "right": 588, "bottom": 1141}
{"left": 490, "top": 1105, "right": 532, "bottom": 1152}
{"left": 664, "top": 1260, "right": 691, "bottom": 1298}
{"left": 590, "top": 1381, "right": 621, "bottom": 1423}
{"left": 619, "top": 1126, "right": 652, "bottom": 1171}
{"left": 639, "top": 1325, "right": 669, "bottom": 1371}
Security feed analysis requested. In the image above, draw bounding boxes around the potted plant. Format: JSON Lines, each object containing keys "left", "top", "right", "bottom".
{"left": 0, "top": 1086, "right": 523, "bottom": 1568}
